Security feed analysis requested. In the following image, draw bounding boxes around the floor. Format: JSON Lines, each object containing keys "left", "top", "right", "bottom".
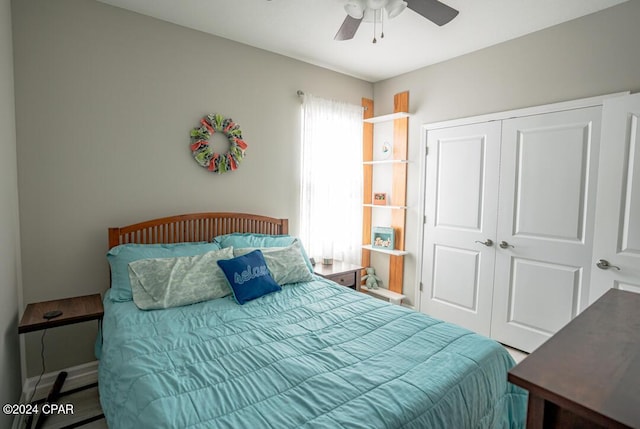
{"left": 31, "top": 345, "right": 527, "bottom": 428}
{"left": 19, "top": 385, "right": 106, "bottom": 429}
{"left": 505, "top": 345, "right": 529, "bottom": 363}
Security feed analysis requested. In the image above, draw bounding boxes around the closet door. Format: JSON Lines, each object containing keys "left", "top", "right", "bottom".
{"left": 420, "top": 122, "right": 501, "bottom": 336}
{"left": 491, "top": 107, "right": 602, "bottom": 352}
{"left": 589, "top": 93, "right": 640, "bottom": 302}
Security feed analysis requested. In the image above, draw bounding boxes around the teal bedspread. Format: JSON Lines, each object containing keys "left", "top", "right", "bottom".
{"left": 98, "top": 277, "right": 527, "bottom": 428}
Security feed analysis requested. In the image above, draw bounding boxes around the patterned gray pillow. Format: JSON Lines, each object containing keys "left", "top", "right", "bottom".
{"left": 128, "top": 247, "right": 234, "bottom": 310}
{"left": 234, "top": 240, "right": 313, "bottom": 285}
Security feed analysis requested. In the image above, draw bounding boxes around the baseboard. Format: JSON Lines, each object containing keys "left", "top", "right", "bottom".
{"left": 13, "top": 360, "right": 99, "bottom": 429}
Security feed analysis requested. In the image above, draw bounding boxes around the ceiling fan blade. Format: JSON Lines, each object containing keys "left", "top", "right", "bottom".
{"left": 406, "top": 0, "right": 459, "bottom": 26}
{"left": 334, "top": 15, "right": 363, "bottom": 41}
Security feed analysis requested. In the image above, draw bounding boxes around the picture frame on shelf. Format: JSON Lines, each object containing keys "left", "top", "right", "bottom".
{"left": 373, "top": 192, "right": 387, "bottom": 206}
{"left": 372, "top": 226, "right": 394, "bottom": 250}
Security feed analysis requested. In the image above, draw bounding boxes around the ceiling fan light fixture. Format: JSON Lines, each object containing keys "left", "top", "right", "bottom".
{"left": 344, "top": 0, "right": 365, "bottom": 19}
{"left": 362, "top": 8, "right": 382, "bottom": 23}
{"left": 385, "top": 0, "right": 407, "bottom": 19}
{"left": 335, "top": 0, "right": 459, "bottom": 41}
{"left": 365, "top": 0, "right": 387, "bottom": 9}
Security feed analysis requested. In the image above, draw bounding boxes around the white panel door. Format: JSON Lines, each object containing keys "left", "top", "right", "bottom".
{"left": 589, "top": 93, "right": 640, "bottom": 302}
{"left": 420, "top": 122, "right": 501, "bottom": 336}
{"left": 491, "top": 107, "right": 602, "bottom": 352}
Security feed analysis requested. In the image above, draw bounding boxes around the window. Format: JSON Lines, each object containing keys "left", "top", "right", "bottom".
{"left": 300, "top": 94, "right": 363, "bottom": 265}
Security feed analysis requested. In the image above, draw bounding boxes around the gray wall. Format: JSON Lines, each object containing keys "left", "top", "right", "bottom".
{"left": 373, "top": 0, "right": 640, "bottom": 306}
{"left": 11, "top": 0, "right": 640, "bottom": 380}
{"left": 12, "top": 0, "right": 372, "bottom": 376}
{"left": 0, "top": 0, "right": 23, "bottom": 423}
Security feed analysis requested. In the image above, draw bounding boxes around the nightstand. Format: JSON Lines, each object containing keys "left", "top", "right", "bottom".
{"left": 314, "top": 261, "right": 363, "bottom": 291}
{"left": 19, "top": 294, "right": 104, "bottom": 334}
{"left": 19, "top": 294, "right": 104, "bottom": 428}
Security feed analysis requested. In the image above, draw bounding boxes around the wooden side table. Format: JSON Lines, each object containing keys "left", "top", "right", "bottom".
{"left": 314, "top": 261, "right": 363, "bottom": 291}
{"left": 19, "top": 294, "right": 104, "bottom": 429}
{"left": 19, "top": 294, "right": 104, "bottom": 334}
{"left": 508, "top": 289, "right": 640, "bottom": 429}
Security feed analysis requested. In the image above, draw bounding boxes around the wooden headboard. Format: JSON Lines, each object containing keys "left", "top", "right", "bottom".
{"left": 108, "top": 212, "right": 289, "bottom": 249}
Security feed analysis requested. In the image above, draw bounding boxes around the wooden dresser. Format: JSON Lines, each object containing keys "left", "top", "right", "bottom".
{"left": 508, "top": 289, "right": 640, "bottom": 428}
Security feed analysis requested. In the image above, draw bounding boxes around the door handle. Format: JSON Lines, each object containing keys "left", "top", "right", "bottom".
{"left": 499, "top": 241, "right": 514, "bottom": 249}
{"left": 596, "top": 259, "right": 621, "bottom": 271}
{"left": 475, "top": 239, "right": 494, "bottom": 247}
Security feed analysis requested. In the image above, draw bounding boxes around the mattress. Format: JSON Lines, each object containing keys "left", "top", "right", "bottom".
{"left": 98, "top": 277, "right": 527, "bottom": 428}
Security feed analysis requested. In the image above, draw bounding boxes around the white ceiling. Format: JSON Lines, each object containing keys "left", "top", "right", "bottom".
{"left": 96, "top": 0, "right": 628, "bottom": 82}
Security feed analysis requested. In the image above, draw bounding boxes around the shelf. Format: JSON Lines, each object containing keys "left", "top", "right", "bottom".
{"left": 363, "top": 204, "right": 407, "bottom": 209}
{"left": 362, "top": 245, "right": 409, "bottom": 256}
{"left": 363, "top": 160, "right": 409, "bottom": 165}
{"left": 363, "top": 112, "right": 410, "bottom": 124}
{"left": 361, "top": 286, "right": 405, "bottom": 305}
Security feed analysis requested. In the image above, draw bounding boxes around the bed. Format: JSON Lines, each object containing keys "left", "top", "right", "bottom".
{"left": 98, "top": 212, "right": 527, "bottom": 428}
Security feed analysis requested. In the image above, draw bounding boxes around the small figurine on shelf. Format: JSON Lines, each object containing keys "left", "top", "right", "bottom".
{"left": 362, "top": 267, "right": 382, "bottom": 290}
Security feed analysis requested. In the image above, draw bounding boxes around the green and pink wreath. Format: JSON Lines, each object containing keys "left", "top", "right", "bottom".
{"left": 189, "top": 114, "right": 248, "bottom": 173}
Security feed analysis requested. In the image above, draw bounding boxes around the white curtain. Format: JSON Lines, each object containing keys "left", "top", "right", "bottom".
{"left": 300, "top": 94, "right": 363, "bottom": 265}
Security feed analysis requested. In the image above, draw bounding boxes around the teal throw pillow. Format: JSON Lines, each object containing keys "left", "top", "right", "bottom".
{"left": 217, "top": 250, "right": 281, "bottom": 305}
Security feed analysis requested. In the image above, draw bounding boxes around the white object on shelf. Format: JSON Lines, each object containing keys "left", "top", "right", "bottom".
{"left": 363, "top": 112, "right": 410, "bottom": 124}
{"left": 361, "top": 286, "right": 405, "bottom": 305}
{"left": 362, "top": 245, "right": 409, "bottom": 256}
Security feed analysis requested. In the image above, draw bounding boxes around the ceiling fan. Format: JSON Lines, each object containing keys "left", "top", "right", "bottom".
{"left": 335, "top": 0, "right": 459, "bottom": 42}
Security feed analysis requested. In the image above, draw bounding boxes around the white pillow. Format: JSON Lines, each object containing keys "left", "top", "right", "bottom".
{"left": 128, "top": 247, "right": 234, "bottom": 310}
{"left": 234, "top": 240, "right": 314, "bottom": 285}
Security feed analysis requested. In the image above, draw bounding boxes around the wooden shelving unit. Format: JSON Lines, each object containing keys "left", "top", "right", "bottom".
{"left": 361, "top": 91, "right": 409, "bottom": 295}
